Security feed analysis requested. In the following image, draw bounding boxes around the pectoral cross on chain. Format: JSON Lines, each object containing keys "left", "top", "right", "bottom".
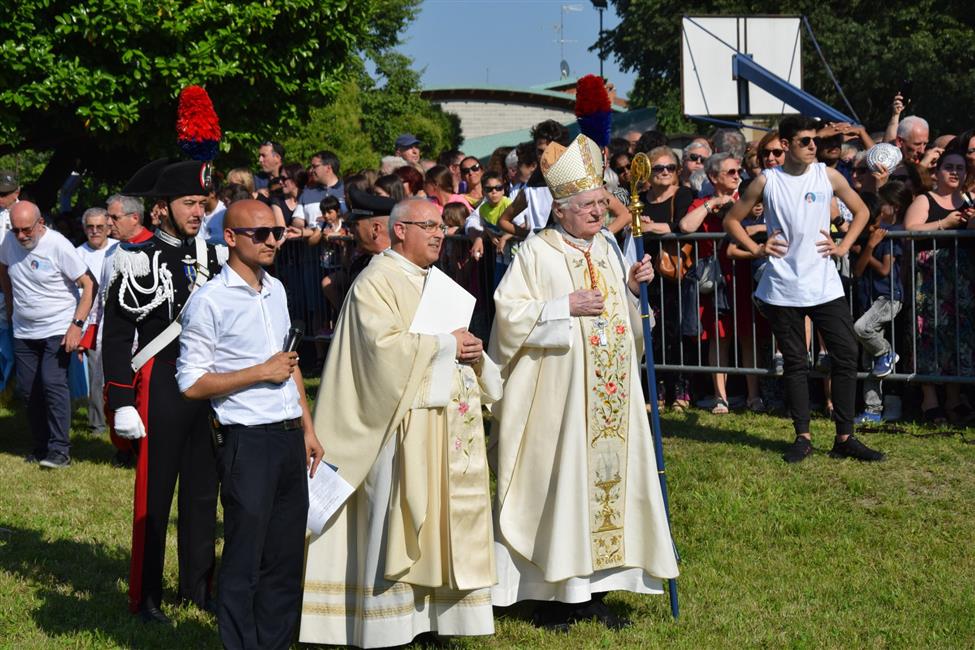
{"left": 563, "top": 236, "right": 609, "bottom": 347}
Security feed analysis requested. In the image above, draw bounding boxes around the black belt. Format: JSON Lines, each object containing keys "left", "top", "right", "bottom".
{"left": 223, "top": 418, "right": 303, "bottom": 432}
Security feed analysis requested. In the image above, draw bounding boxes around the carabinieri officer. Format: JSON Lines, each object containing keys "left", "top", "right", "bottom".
{"left": 101, "top": 159, "right": 222, "bottom": 623}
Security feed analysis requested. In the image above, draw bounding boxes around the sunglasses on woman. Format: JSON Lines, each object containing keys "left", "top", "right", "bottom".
{"left": 230, "top": 226, "right": 286, "bottom": 243}
{"left": 762, "top": 148, "right": 784, "bottom": 158}
{"left": 651, "top": 164, "right": 678, "bottom": 174}
{"left": 461, "top": 163, "right": 481, "bottom": 175}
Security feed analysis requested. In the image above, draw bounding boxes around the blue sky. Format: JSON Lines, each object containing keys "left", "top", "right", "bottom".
{"left": 395, "top": 0, "right": 638, "bottom": 98}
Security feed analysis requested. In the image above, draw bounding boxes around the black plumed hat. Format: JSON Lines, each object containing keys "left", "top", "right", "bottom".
{"left": 346, "top": 187, "right": 396, "bottom": 220}
{"left": 122, "top": 159, "right": 213, "bottom": 198}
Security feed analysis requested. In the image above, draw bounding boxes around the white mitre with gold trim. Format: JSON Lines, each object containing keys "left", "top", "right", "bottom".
{"left": 540, "top": 134, "right": 604, "bottom": 200}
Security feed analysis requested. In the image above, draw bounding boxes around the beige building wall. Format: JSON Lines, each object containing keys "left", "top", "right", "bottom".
{"left": 434, "top": 100, "right": 575, "bottom": 140}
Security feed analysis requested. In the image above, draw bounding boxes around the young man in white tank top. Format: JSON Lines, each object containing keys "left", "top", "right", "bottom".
{"left": 724, "top": 115, "right": 885, "bottom": 463}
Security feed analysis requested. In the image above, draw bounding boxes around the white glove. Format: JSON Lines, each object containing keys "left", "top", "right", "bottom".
{"left": 114, "top": 406, "right": 146, "bottom": 440}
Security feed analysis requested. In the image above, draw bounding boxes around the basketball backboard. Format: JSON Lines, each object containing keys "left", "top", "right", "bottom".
{"left": 681, "top": 16, "right": 803, "bottom": 117}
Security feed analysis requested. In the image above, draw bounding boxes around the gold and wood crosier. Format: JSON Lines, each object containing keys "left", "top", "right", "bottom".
{"left": 627, "top": 152, "right": 651, "bottom": 237}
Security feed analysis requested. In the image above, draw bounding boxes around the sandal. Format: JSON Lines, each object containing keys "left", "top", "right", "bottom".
{"left": 711, "top": 398, "right": 729, "bottom": 415}
{"left": 923, "top": 406, "right": 948, "bottom": 425}
{"left": 671, "top": 398, "right": 690, "bottom": 412}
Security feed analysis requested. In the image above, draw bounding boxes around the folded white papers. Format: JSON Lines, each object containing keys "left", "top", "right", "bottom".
{"left": 408, "top": 266, "right": 476, "bottom": 335}
{"left": 306, "top": 463, "right": 355, "bottom": 536}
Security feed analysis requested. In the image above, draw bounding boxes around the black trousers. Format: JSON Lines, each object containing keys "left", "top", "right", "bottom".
{"left": 140, "top": 361, "right": 218, "bottom": 607}
{"left": 760, "top": 297, "right": 857, "bottom": 436}
{"left": 14, "top": 336, "right": 70, "bottom": 459}
{"left": 218, "top": 423, "right": 309, "bottom": 650}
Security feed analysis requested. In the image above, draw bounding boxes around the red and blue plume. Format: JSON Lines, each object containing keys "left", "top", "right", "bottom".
{"left": 575, "top": 74, "right": 612, "bottom": 148}
{"left": 176, "top": 85, "right": 221, "bottom": 161}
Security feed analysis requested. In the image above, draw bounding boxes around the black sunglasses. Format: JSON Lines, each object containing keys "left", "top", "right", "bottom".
{"left": 230, "top": 226, "right": 285, "bottom": 243}
{"left": 651, "top": 164, "right": 678, "bottom": 174}
{"left": 793, "top": 136, "right": 815, "bottom": 147}
{"left": 483, "top": 184, "right": 504, "bottom": 192}
{"left": 686, "top": 153, "right": 705, "bottom": 163}
{"left": 762, "top": 148, "right": 784, "bottom": 158}
{"left": 460, "top": 163, "right": 481, "bottom": 175}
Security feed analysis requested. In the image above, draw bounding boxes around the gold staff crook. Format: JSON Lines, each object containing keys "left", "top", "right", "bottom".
{"left": 628, "top": 152, "right": 651, "bottom": 237}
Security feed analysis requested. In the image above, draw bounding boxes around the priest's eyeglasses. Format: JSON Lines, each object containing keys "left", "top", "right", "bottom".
{"left": 230, "top": 226, "right": 286, "bottom": 243}
{"left": 401, "top": 220, "right": 448, "bottom": 233}
{"left": 568, "top": 198, "right": 611, "bottom": 213}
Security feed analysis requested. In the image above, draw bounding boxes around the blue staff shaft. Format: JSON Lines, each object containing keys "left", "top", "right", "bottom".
{"left": 633, "top": 231, "right": 680, "bottom": 620}
{"left": 626, "top": 152, "right": 679, "bottom": 618}
{"left": 633, "top": 237, "right": 680, "bottom": 620}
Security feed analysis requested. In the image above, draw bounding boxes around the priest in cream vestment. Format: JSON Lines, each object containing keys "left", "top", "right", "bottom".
{"left": 489, "top": 135, "right": 679, "bottom": 629}
{"left": 299, "top": 198, "right": 501, "bottom": 648}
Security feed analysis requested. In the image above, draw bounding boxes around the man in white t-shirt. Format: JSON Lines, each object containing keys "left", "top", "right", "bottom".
{"left": 725, "top": 115, "right": 884, "bottom": 464}
{"left": 0, "top": 201, "right": 95, "bottom": 468}
{"left": 76, "top": 207, "right": 117, "bottom": 434}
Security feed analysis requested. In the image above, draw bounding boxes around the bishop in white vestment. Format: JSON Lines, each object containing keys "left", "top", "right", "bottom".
{"left": 299, "top": 198, "right": 500, "bottom": 648}
{"left": 488, "top": 135, "right": 679, "bottom": 629}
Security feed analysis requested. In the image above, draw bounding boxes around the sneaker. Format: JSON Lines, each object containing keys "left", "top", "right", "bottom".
{"left": 814, "top": 352, "right": 832, "bottom": 375}
{"left": 871, "top": 351, "right": 899, "bottom": 378}
{"left": 772, "top": 353, "right": 784, "bottom": 376}
{"left": 829, "top": 435, "right": 885, "bottom": 462}
{"left": 854, "top": 411, "right": 883, "bottom": 425}
{"left": 783, "top": 436, "right": 813, "bottom": 463}
{"left": 39, "top": 452, "right": 71, "bottom": 469}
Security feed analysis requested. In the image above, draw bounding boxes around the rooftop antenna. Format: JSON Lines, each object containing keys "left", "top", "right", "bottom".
{"left": 555, "top": 4, "right": 583, "bottom": 65}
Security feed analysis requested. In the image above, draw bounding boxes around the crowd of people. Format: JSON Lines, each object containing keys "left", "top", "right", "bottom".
{"left": 1, "top": 83, "right": 974, "bottom": 646}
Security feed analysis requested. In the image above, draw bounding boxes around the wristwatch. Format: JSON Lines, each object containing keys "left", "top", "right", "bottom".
{"left": 71, "top": 318, "right": 85, "bottom": 328}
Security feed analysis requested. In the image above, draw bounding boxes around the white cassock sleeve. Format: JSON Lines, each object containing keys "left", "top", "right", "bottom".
{"left": 523, "top": 294, "right": 573, "bottom": 349}
{"left": 412, "top": 333, "right": 458, "bottom": 409}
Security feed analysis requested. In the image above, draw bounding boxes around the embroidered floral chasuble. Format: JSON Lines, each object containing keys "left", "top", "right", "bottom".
{"left": 561, "top": 234, "right": 631, "bottom": 570}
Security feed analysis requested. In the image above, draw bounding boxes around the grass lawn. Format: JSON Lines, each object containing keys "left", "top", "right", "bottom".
{"left": 1, "top": 385, "right": 974, "bottom": 649}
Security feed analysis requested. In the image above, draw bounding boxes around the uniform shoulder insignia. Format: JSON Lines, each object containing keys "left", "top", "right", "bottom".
{"left": 113, "top": 245, "right": 153, "bottom": 279}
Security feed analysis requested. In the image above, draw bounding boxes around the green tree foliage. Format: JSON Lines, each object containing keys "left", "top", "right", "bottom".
{"left": 0, "top": 0, "right": 426, "bottom": 206}
{"left": 603, "top": 1, "right": 975, "bottom": 135}
{"left": 359, "top": 53, "right": 462, "bottom": 160}
{"left": 280, "top": 55, "right": 463, "bottom": 174}
{"left": 281, "top": 81, "right": 380, "bottom": 174}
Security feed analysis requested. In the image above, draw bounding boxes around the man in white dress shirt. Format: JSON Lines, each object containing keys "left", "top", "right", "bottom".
{"left": 177, "top": 199, "right": 324, "bottom": 650}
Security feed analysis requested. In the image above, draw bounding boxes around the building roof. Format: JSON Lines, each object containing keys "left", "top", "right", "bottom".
{"left": 420, "top": 84, "right": 628, "bottom": 113}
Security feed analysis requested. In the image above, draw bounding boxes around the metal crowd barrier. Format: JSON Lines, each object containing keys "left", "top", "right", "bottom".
{"left": 642, "top": 229, "right": 975, "bottom": 384}
{"left": 271, "top": 228, "right": 975, "bottom": 385}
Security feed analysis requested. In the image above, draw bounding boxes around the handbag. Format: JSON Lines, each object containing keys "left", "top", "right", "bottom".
{"left": 652, "top": 194, "right": 693, "bottom": 281}
{"left": 691, "top": 255, "right": 722, "bottom": 295}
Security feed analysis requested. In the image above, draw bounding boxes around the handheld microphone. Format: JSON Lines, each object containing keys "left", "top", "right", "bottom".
{"left": 284, "top": 326, "right": 303, "bottom": 353}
